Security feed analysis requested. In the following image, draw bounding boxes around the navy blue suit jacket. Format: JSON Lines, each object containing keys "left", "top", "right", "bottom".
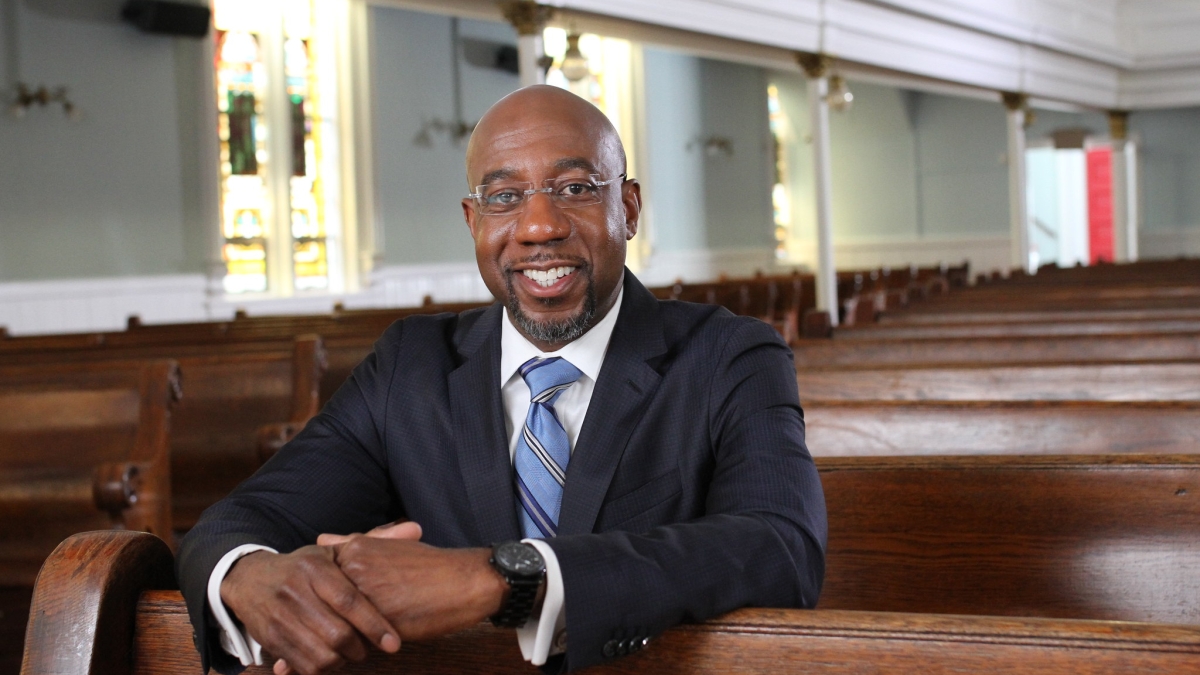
{"left": 178, "top": 272, "right": 827, "bottom": 673}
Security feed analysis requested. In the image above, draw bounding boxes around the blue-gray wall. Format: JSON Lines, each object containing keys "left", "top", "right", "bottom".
{"left": 0, "top": 0, "right": 198, "bottom": 281}
{"left": 1135, "top": 107, "right": 1200, "bottom": 233}
{"left": 370, "top": 7, "right": 519, "bottom": 266}
{"left": 642, "top": 49, "right": 774, "bottom": 256}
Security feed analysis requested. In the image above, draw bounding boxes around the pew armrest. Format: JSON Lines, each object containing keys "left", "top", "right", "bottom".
{"left": 22, "top": 531, "right": 175, "bottom": 675}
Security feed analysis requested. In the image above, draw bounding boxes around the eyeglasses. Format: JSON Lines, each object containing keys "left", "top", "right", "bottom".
{"left": 467, "top": 173, "right": 626, "bottom": 216}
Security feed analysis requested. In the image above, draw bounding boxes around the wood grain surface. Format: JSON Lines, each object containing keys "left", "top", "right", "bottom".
{"left": 796, "top": 361, "right": 1200, "bottom": 401}
{"left": 805, "top": 400, "right": 1200, "bottom": 456}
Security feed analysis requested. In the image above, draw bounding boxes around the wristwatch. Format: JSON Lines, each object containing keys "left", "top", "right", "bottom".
{"left": 489, "top": 541, "right": 546, "bottom": 628}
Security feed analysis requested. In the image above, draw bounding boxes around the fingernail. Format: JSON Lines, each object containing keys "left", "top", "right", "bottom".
{"left": 382, "top": 633, "right": 401, "bottom": 652}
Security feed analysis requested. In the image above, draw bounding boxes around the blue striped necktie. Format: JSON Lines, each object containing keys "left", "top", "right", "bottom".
{"left": 514, "top": 356, "right": 583, "bottom": 539}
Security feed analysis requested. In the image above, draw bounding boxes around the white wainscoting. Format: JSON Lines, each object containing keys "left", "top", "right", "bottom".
{"left": 637, "top": 247, "right": 780, "bottom": 287}
{"left": 783, "top": 236, "right": 1012, "bottom": 278}
{"left": 0, "top": 274, "right": 211, "bottom": 337}
{"left": 0, "top": 262, "right": 495, "bottom": 337}
{"left": 3, "top": 231, "right": 1190, "bottom": 337}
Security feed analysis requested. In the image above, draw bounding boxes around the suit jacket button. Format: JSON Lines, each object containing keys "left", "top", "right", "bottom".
{"left": 628, "top": 637, "right": 642, "bottom": 653}
{"left": 616, "top": 639, "right": 630, "bottom": 656}
{"left": 602, "top": 640, "right": 618, "bottom": 658}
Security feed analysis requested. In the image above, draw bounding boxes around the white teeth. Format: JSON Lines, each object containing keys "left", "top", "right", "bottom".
{"left": 522, "top": 266, "right": 577, "bottom": 288}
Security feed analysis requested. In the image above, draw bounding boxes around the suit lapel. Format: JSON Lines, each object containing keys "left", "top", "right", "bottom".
{"left": 559, "top": 273, "right": 667, "bottom": 535}
{"left": 449, "top": 304, "right": 522, "bottom": 544}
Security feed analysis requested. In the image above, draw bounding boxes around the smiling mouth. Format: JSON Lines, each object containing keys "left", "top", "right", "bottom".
{"left": 521, "top": 266, "right": 577, "bottom": 288}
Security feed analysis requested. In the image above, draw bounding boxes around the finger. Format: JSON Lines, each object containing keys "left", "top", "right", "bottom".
{"left": 316, "top": 532, "right": 359, "bottom": 546}
{"left": 313, "top": 568, "right": 401, "bottom": 654}
{"left": 274, "top": 658, "right": 290, "bottom": 675}
{"left": 365, "top": 520, "right": 422, "bottom": 541}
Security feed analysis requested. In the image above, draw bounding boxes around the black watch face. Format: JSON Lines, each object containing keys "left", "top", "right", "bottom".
{"left": 495, "top": 542, "right": 544, "bottom": 576}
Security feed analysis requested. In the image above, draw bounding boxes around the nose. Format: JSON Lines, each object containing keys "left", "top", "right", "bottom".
{"left": 514, "top": 190, "right": 571, "bottom": 246}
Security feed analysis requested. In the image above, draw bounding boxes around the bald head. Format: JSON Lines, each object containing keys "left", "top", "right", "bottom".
{"left": 465, "top": 85, "right": 626, "bottom": 187}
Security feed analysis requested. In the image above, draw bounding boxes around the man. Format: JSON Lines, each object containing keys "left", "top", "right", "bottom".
{"left": 178, "top": 85, "right": 826, "bottom": 675}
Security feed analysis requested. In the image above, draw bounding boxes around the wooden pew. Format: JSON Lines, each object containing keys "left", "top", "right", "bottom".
{"left": 1, "top": 360, "right": 179, "bottom": 673}
{"left": 834, "top": 319, "right": 1200, "bottom": 340}
{"left": 796, "top": 361, "right": 1200, "bottom": 402}
{"left": 0, "top": 337, "right": 326, "bottom": 531}
{"left": 794, "top": 331, "right": 1200, "bottom": 367}
{"left": 878, "top": 306, "right": 1200, "bottom": 326}
{"left": 819, "top": 454, "right": 1200, "bottom": 622}
{"left": 24, "top": 530, "right": 1200, "bottom": 675}
{"left": 805, "top": 400, "right": 1200, "bottom": 456}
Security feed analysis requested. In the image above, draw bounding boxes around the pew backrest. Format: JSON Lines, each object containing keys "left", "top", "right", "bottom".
{"left": 795, "top": 331, "right": 1200, "bottom": 366}
{"left": 796, "top": 361, "right": 1200, "bottom": 402}
{"left": 0, "top": 360, "right": 179, "bottom": 586}
{"left": 0, "top": 337, "right": 326, "bottom": 531}
{"left": 22, "top": 531, "right": 1200, "bottom": 675}
{"left": 806, "top": 400, "right": 1200, "bottom": 456}
{"left": 818, "top": 454, "right": 1200, "bottom": 623}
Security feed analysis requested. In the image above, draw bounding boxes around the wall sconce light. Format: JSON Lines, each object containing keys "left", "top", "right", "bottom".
{"left": 560, "top": 33, "right": 590, "bottom": 82}
{"left": 413, "top": 118, "right": 476, "bottom": 147}
{"left": 689, "top": 135, "right": 735, "bottom": 157}
{"left": 826, "top": 75, "right": 854, "bottom": 112}
{"left": 9, "top": 82, "right": 81, "bottom": 120}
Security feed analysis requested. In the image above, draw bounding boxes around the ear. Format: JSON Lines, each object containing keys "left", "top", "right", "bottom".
{"left": 462, "top": 198, "right": 480, "bottom": 239}
{"left": 621, "top": 179, "right": 641, "bottom": 240}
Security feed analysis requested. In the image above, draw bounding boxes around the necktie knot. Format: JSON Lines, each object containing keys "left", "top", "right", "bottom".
{"left": 519, "top": 357, "right": 583, "bottom": 404}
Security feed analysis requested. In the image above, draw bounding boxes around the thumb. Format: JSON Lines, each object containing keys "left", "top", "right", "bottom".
{"left": 366, "top": 520, "right": 423, "bottom": 541}
{"left": 316, "top": 532, "right": 358, "bottom": 546}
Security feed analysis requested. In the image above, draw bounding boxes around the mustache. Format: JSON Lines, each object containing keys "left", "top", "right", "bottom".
{"left": 503, "top": 254, "right": 590, "bottom": 274}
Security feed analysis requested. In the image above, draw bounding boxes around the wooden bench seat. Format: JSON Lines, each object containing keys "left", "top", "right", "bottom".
{"left": 24, "top": 530, "right": 1200, "bottom": 675}
{"left": 0, "top": 361, "right": 178, "bottom": 673}
{"left": 805, "top": 400, "right": 1200, "bottom": 456}
{"left": 795, "top": 331, "right": 1200, "bottom": 366}
{"left": 0, "top": 337, "right": 325, "bottom": 531}
{"left": 796, "top": 361, "right": 1200, "bottom": 401}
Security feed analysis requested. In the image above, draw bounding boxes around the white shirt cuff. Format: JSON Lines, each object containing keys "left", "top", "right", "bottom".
{"left": 207, "top": 544, "right": 278, "bottom": 666}
{"left": 516, "top": 539, "right": 566, "bottom": 666}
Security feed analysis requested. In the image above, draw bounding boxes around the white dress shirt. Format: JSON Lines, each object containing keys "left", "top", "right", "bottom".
{"left": 208, "top": 287, "right": 624, "bottom": 668}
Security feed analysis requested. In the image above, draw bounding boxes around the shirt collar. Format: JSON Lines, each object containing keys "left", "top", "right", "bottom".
{"left": 500, "top": 286, "right": 625, "bottom": 386}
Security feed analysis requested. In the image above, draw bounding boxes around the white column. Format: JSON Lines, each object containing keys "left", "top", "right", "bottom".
{"left": 517, "top": 33, "right": 546, "bottom": 87}
{"left": 1109, "top": 111, "right": 1136, "bottom": 262}
{"left": 1003, "top": 92, "right": 1031, "bottom": 273}
{"left": 799, "top": 54, "right": 838, "bottom": 326}
{"left": 499, "top": 1, "right": 553, "bottom": 88}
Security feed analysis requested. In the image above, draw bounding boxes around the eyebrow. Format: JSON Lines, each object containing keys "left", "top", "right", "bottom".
{"left": 479, "top": 168, "right": 520, "bottom": 186}
{"left": 477, "top": 158, "right": 599, "bottom": 187}
{"left": 555, "top": 157, "right": 598, "bottom": 174}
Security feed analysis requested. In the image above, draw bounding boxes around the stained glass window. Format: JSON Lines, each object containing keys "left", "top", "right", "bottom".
{"left": 216, "top": 27, "right": 270, "bottom": 293}
{"left": 214, "top": 0, "right": 339, "bottom": 295}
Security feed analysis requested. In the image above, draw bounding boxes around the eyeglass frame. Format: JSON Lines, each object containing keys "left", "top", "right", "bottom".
{"left": 466, "top": 173, "right": 628, "bottom": 217}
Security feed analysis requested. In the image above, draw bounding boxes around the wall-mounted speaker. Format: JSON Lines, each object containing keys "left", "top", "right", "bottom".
{"left": 120, "top": 0, "right": 211, "bottom": 38}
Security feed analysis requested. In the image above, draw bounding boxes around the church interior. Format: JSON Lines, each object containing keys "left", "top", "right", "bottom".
{"left": 4, "top": 0, "right": 1200, "bottom": 673}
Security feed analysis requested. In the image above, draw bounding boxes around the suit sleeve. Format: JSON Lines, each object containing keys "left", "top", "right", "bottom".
{"left": 544, "top": 319, "right": 827, "bottom": 671}
{"left": 175, "top": 322, "right": 406, "bottom": 674}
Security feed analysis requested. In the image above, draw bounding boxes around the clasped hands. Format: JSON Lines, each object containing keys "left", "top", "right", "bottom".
{"left": 219, "top": 522, "right": 510, "bottom": 675}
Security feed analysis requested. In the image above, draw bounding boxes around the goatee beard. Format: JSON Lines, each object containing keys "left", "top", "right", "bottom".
{"left": 506, "top": 266, "right": 597, "bottom": 345}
